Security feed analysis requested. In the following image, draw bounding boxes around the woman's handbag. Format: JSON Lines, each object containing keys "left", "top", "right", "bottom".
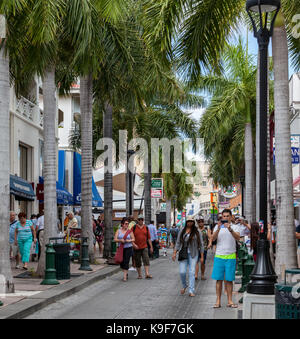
{"left": 114, "top": 229, "right": 131, "bottom": 264}
{"left": 178, "top": 234, "right": 189, "bottom": 261}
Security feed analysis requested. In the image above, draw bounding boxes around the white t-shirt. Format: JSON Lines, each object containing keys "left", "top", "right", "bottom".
{"left": 238, "top": 223, "right": 250, "bottom": 237}
{"left": 36, "top": 215, "right": 44, "bottom": 231}
{"left": 214, "top": 224, "right": 240, "bottom": 256}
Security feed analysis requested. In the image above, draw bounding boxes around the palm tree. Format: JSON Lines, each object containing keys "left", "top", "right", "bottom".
{"left": 272, "top": 13, "right": 297, "bottom": 277}
{"left": 0, "top": 14, "right": 14, "bottom": 293}
{"left": 198, "top": 41, "right": 257, "bottom": 222}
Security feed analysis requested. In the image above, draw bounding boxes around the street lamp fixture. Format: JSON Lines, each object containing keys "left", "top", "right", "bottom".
{"left": 246, "top": 0, "right": 280, "bottom": 13}
{"left": 246, "top": 0, "right": 280, "bottom": 295}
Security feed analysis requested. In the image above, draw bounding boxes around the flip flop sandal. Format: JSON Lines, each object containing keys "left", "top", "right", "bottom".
{"left": 145, "top": 275, "right": 153, "bottom": 279}
{"left": 227, "top": 304, "right": 238, "bottom": 308}
{"left": 213, "top": 304, "right": 221, "bottom": 308}
{"left": 189, "top": 293, "right": 196, "bottom": 297}
{"left": 180, "top": 288, "right": 187, "bottom": 295}
{"left": 137, "top": 276, "right": 143, "bottom": 279}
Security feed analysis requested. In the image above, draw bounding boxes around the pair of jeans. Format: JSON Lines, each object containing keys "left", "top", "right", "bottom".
{"left": 179, "top": 253, "right": 198, "bottom": 294}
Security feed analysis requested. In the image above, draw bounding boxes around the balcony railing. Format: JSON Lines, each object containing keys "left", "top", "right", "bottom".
{"left": 15, "top": 96, "right": 43, "bottom": 128}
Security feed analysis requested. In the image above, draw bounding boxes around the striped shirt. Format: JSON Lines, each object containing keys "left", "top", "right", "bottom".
{"left": 16, "top": 220, "right": 33, "bottom": 241}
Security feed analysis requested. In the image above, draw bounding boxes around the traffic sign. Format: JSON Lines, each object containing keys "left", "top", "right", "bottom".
{"left": 151, "top": 178, "right": 163, "bottom": 189}
{"left": 151, "top": 189, "right": 163, "bottom": 198}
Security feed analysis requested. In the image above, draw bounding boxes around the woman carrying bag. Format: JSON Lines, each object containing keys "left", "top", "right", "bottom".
{"left": 114, "top": 217, "right": 135, "bottom": 282}
{"left": 172, "top": 217, "right": 204, "bottom": 297}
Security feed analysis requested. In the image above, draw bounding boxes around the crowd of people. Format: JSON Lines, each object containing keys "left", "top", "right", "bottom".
{"left": 9, "top": 208, "right": 300, "bottom": 309}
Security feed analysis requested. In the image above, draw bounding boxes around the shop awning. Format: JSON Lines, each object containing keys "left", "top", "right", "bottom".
{"left": 38, "top": 177, "right": 74, "bottom": 205}
{"left": 294, "top": 176, "right": 300, "bottom": 187}
{"left": 10, "top": 175, "right": 35, "bottom": 201}
{"left": 73, "top": 152, "right": 103, "bottom": 207}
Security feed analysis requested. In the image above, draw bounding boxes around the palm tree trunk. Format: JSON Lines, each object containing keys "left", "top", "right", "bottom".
{"left": 103, "top": 103, "right": 113, "bottom": 258}
{"left": 144, "top": 162, "right": 152, "bottom": 225}
{"left": 36, "top": 66, "right": 58, "bottom": 277}
{"left": 273, "top": 23, "right": 297, "bottom": 278}
{"left": 80, "top": 73, "right": 95, "bottom": 263}
{"left": 0, "top": 38, "right": 14, "bottom": 293}
{"left": 244, "top": 122, "right": 254, "bottom": 223}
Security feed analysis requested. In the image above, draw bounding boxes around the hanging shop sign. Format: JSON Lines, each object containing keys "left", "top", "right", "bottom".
{"left": 221, "top": 185, "right": 238, "bottom": 199}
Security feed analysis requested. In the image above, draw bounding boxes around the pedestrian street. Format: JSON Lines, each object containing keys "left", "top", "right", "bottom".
{"left": 26, "top": 248, "right": 239, "bottom": 319}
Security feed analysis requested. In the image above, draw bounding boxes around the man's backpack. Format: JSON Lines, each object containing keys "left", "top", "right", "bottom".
{"left": 170, "top": 228, "right": 178, "bottom": 238}
{"left": 94, "top": 223, "right": 103, "bottom": 237}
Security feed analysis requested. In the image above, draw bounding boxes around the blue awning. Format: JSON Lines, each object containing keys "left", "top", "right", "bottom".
{"left": 10, "top": 175, "right": 35, "bottom": 201}
{"left": 39, "top": 177, "right": 73, "bottom": 205}
{"left": 58, "top": 150, "right": 66, "bottom": 188}
{"left": 73, "top": 152, "right": 103, "bottom": 207}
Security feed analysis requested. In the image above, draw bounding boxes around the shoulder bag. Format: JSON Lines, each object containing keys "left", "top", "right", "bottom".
{"left": 114, "top": 229, "right": 132, "bottom": 264}
{"left": 178, "top": 234, "right": 189, "bottom": 261}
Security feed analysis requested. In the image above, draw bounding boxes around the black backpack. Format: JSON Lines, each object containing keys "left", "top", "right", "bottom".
{"left": 94, "top": 223, "right": 103, "bottom": 237}
{"left": 170, "top": 228, "right": 179, "bottom": 238}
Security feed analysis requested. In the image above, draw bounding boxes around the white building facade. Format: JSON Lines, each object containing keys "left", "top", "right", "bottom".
{"left": 9, "top": 77, "right": 44, "bottom": 216}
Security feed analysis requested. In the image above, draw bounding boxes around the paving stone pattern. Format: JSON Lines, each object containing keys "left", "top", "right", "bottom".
{"left": 26, "top": 249, "right": 239, "bottom": 319}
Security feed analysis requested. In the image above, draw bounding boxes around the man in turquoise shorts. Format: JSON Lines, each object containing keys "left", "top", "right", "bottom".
{"left": 211, "top": 209, "right": 240, "bottom": 308}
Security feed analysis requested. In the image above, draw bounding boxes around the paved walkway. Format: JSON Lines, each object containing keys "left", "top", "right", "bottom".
{"left": 0, "top": 252, "right": 107, "bottom": 308}
{"left": 26, "top": 248, "right": 240, "bottom": 319}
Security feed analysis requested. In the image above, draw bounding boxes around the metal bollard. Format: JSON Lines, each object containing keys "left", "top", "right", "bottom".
{"left": 239, "top": 255, "right": 255, "bottom": 293}
{"left": 41, "top": 243, "right": 60, "bottom": 285}
{"left": 79, "top": 237, "right": 93, "bottom": 271}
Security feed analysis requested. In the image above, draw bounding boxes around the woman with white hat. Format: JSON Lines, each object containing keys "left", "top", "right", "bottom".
{"left": 172, "top": 217, "right": 204, "bottom": 297}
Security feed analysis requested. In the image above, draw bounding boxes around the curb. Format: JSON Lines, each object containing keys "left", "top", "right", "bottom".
{"left": 0, "top": 265, "right": 121, "bottom": 319}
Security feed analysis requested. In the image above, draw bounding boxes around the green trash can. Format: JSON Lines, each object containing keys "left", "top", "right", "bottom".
{"left": 50, "top": 238, "right": 71, "bottom": 280}
{"left": 111, "top": 240, "right": 117, "bottom": 255}
{"left": 275, "top": 269, "right": 300, "bottom": 319}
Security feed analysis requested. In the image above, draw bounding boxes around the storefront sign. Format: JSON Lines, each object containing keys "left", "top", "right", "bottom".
{"left": 221, "top": 185, "right": 237, "bottom": 199}
{"left": 151, "top": 189, "right": 163, "bottom": 198}
{"left": 160, "top": 203, "right": 166, "bottom": 212}
{"left": 115, "top": 212, "right": 127, "bottom": 218}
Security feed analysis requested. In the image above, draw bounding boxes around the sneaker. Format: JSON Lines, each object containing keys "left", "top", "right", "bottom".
{"left": 129, "top": 267, "right": 136, "bottom": 271}
{"left": 15, "top": 265, "right": 20, "bottom": 269}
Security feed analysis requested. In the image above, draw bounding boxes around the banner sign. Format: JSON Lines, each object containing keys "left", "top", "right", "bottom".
{"left": 151, "top": 189, "right": 163, "bottom": 198}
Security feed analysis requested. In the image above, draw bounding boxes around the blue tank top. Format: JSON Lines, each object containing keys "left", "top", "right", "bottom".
{"left": 118, "top": 229, "right": 132, "bottom": 249}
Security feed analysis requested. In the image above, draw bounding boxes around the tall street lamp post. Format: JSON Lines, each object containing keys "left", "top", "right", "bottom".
{"left": 239, "top": 176, "right": 245, "bottom": 217}
{"left": 246, "top": 0, "right": 280, "bottom": 295}
{"left": 172, "top": 195, "right": 177, "bottom": 225}
{"left": 127, "top": 150, "right": 135, "bottom": 217}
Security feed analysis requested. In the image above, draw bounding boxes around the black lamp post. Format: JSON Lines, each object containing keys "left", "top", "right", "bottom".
{"left": 127, "top": 150, "right": 135, "bottom": 216}
{"left": 246, "top": 0, "right": 280, "bottom": 295}
{"left": 172, "top": 195, "right": 177, "bottom": 225}
{"left": 239, "top": 176, "right": 245, "bottom": 217}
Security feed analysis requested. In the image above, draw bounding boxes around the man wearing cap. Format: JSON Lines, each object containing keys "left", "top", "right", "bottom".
{"left": 132, "top": 215, "right": 153, "bottom": 279}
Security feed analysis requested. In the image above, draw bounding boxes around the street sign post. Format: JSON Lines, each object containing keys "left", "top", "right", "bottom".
{"left": 151, "top": 178, "right": 163, "bottom": 199}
